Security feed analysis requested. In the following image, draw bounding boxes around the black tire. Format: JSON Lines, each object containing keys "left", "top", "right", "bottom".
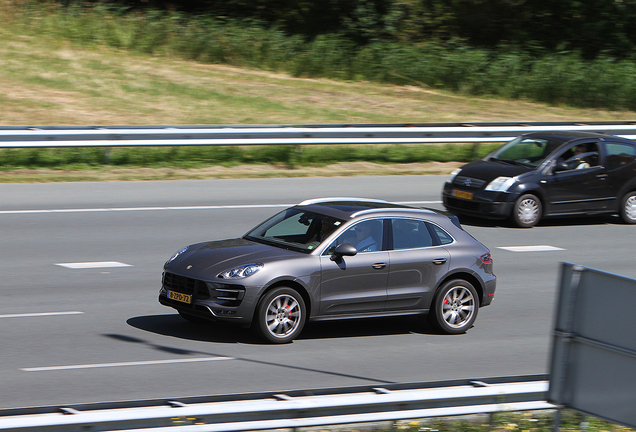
{"left": 254, "top": 287, "right": 306, "bottom": 344}
{"left": 178, "top": 310, "right": 209, "bottom": 325}
{"left": 619, "top": 191, "right": 636, "bottom": 224}
{"left": 512, "top": 194, "right": 542, "bottom": 228}
{"left": 428, "top": 280, "right": 479, "bottom": 334}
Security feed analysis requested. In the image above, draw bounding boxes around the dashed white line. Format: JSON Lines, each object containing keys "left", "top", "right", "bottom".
{"left": 55, "top": 261, "right": 132, "bottom": 269}
{"left": 22, "top": 357, "right": 235, "bottom": 372}
{"left": 0, "top": 311, "right": 84, "bottom": 319}
{"left": 0, "top": 204, "right": 290, "bottom": 215}
{"left": 497, "top": 245, "right": 565, "bottom": 252}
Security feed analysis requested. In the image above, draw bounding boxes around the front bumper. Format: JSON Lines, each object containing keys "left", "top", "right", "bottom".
{"left": 442, "top": 183, "right": 515, "bottom": 219}
{"left": 159, "top": 271, "right": 258, "bottom": 326}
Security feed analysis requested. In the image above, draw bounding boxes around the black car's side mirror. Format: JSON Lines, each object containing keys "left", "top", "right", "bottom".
{"left": 554, "top": 158, "right": 569, "bottom": 172}
{"left": 330, "top": 243, "right": 358, "bottom": 261}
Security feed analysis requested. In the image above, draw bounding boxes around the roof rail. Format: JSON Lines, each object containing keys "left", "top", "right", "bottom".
{"left": 350, "top": 207, "right": 434, "bottom": 218}
{"left": 298, "top": 197, "right": 390, "bottom": 206}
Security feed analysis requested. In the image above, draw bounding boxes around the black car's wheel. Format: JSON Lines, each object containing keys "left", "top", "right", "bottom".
{"left": 254, "top": 287, "right": 306, "bottom": 344}
{"left": 178, "top": 310, "right": 209, "bottom": 325}
{"left": 512, "top": 194, "right": 542, "bottom": 228}
{"left": 429, "top": 280, "right": 479, "bottom": 334}
{"left": 619, "top": 191, "right": 636, "bottom": 224}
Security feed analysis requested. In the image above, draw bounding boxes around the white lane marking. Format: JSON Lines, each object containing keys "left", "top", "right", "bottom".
{"left": 0, "top": 201, "right": 442, "bottom": 215}
{"left": 0, "top": 204, "right": 290, "bottom": 214}
{"left": 0, "top": 311, "right": 84, "bottom": 319}
{"left": 497, "top": 245, "right": 565, "bottom": 252}
{"left": 55, "top": 261, "right": 133, "bottom": 269}
{"left": 22, "top": 356, "right": 235, "bottom": 372}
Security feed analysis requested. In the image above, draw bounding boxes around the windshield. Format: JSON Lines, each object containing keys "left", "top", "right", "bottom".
{"left": 244, "top": 208, "right": 345, "bottom": 253}
{"left": 488, "top": 136, "right": 562, "bottom": 167}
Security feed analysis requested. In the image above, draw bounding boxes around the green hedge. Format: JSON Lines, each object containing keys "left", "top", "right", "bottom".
{"left": 0, "top": 143, "right": 497, "bottom": 170}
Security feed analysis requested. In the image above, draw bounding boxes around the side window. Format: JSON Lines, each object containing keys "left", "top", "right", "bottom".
{"left": 391, "top": 219, "right": 434, "bottom": 250}
{"left": 429, "top": 223, "right": 454, "bottom": 245}
{"left": 325, "top": 219, "right": 383, "bottom": 254}
{"left": 605, "top": 143, "right": 636, "bottom": 171}
{"left": 559, "top": 142, "right": 600, "bottom": 170}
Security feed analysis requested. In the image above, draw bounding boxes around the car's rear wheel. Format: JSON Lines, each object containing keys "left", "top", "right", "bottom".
{"left": 254, "top": 287, "right": 306, "bottom": 344}
{"left": 429, "top": 280, "right": 479, "bottom": 334}
{"left": 512, "top": 194, "right": 542, "bottom": 228}
{"left": 619, "top": 191, "right": 636, "bottom": 224}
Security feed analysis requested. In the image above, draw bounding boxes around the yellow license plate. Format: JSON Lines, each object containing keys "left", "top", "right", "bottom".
{"left": 168, "top": 291, "right": 191, "bottom": 304}
{"left": 452, "top": 189, "right": 474, "bottom": 200}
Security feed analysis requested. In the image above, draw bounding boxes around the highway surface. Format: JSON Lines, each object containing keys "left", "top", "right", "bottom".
{"left": 0, "top": 175, "right": 633, "bottom": 410}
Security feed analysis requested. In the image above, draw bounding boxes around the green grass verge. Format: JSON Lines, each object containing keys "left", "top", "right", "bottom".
{"left": 0, "top": 143, "right": 498, "bottom": 171}
{"left": 385, "top": 410, "right": 633, "bottom": 432}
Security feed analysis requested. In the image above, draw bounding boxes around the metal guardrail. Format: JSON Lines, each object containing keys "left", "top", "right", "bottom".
{"left": 1, "top": 121, "right": 636, "bottom": 148}
{"left": 0, "top": 375, "right": 553, "bottom": 432}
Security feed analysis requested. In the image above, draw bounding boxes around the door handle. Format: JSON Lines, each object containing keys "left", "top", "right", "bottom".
{"left": 371, "top": 263, "right": 387, "bottom": 269}
{"left": 432, "top": 258, "right": 447, "bottom": 265}
{"left": 596, "top": 174, "right": 608, "bottom": 180}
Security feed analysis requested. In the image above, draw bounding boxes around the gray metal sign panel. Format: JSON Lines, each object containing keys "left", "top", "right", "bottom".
{"left": 549, "top": 263, "right": 636, "bottom": 428}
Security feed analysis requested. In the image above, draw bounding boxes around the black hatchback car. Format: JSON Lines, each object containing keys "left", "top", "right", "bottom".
{"left": 442, "top": 131, "right": 636, "bottom": 227}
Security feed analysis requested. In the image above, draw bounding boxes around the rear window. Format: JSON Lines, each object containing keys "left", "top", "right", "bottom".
{"left": 605, "top": 142, "right": 636, "bottom": 171}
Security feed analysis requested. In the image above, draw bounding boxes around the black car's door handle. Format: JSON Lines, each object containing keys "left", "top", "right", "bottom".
{"left": 371, "top": 263, "right": 387, "bottom": 269}
{"left": 432, "top": 258, "right": 447, "bottom": 265}
{"left": 596, "top": 174, "right": 608, "bottom": 180}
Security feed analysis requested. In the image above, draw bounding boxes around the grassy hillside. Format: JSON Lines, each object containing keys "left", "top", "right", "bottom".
{"left": 1, "top": 2, "right": 636, "bottom": 181}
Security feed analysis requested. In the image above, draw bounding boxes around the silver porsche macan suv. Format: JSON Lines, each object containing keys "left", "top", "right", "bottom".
{"left": 159, "top": 198, "right": 496, "bottom": 343}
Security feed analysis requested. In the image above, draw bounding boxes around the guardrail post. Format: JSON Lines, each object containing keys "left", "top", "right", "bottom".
{"left": 552, "top": 407, "right": 562, "bottom": 432}
{"left": 471, "top": 142, "right": 481, "bottom": 160}
{"left": 103, "top": 147, "right": 112, "bottom": 164}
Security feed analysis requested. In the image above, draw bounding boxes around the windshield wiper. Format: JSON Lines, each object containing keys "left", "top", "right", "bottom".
{"left": 491, "top": 158, "right": 532, "bottom": 167}
{"left": 244, "top": 235, "right": 309, "bottom": 253}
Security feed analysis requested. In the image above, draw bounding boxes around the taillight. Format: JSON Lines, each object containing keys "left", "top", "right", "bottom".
{"left": 480, "top": 253, "right": 493, "bottom": 264}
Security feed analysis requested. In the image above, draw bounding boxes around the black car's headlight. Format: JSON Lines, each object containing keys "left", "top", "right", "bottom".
{"left": 218, "top": 263, "right": 263, "bottom": 279}
{"left": 485, "top": 176, "right": 516, "bottom": 192}
{"left": 166, "top": 246, "right": 189, "bottom": 265}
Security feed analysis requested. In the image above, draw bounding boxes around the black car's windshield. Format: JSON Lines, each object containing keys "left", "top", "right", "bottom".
{"left": 488, "top": 136, "right": 562, "bottom": 167}
{"left": 245, "top": 208, "right": 345, "bottom": 253}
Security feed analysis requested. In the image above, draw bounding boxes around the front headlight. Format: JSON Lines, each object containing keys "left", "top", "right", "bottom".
{"left": 167, "top": 246, "right": 188, "bottom": 264}
{"left": 485, "top": 176, "right": 516, "bottom": 192}
{"left": 218, "top": 263, "right": 263, "bottom": 279}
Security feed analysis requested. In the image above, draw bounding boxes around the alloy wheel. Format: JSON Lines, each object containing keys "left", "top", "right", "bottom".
{"left": 264, "top": 294, "right": 303, "bottom": 339}
{"left": 441, "top": 286, "right": 476, "bottom": 329}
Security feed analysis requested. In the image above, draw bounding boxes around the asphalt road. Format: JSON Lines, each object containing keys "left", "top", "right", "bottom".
{"left": 1, "top": 176, "right": 633, "bottom": 410}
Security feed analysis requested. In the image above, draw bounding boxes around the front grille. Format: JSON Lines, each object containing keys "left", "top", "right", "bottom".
{"left": 162, "top": 272, "right": 210, "bottom": 300}
{"left": 453, "top": 176, "right": 486, "bottom": 189}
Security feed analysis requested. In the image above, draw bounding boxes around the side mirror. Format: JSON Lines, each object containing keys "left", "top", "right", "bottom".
{"left": 330, "top": 243, "right": 358, "bottom": 261}
{"left": 554, "top": 158, "right": 569, "bottom": 172}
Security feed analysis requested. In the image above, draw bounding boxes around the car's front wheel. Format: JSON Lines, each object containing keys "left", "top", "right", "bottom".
{"left": 254, "top": 287, "right": 306, "bottom": 343}
{"left": 512, "top": 194, "right": 542, "bottom": 228}
{"left": 429, "top": 280, "right": 479, "bottom": 334}
{"left": 619, "top": 191, "right": 636, "bottom": 224}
